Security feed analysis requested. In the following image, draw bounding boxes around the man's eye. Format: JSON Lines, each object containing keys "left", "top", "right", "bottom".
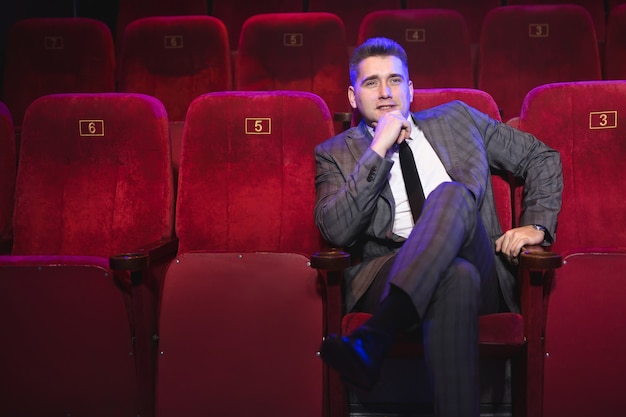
{"left": 390, "top": 78, "right": 402, "bottom": 84}
{"left": 364, "top": 80, "right": 378, "bottom": 87}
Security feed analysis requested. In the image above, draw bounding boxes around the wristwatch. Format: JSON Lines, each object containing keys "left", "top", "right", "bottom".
{"left": 532, "top": 224, "right": 547, "bottom": 234}
{"left": 532, "top": 224, "right": 552, "bottom": 244}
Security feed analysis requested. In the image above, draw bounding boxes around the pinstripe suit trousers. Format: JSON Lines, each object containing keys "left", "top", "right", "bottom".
{"left": 358, "top": 181, "right": 499, "bottom": 417}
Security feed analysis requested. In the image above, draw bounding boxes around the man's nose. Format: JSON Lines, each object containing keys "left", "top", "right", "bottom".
{"left": 378, "top": 83, "right": 392, "bottom": 98}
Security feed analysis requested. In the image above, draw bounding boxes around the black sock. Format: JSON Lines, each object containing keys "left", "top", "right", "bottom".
{"left": 364, "top": 285, "right": 420, "bottom": 337}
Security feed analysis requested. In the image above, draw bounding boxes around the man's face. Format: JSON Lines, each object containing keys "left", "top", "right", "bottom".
{"left": 348, "top": 55, "right": 414, "bottom": 126}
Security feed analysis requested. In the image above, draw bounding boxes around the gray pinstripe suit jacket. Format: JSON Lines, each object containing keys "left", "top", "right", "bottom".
{"left": 314, "top": 100, "right": 562, "bottom": 313}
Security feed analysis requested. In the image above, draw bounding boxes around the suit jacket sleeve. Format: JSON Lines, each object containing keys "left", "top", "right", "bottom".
{"left": 466, "top": 104, "right": 563, "bottom": 239}
{"left": 314, "top": 132, "right": 394, "bottom": 248}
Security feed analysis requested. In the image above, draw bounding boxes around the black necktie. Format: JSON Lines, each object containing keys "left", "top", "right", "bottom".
{"left": 399, "top": 140, "right": 425, "bottom": 223}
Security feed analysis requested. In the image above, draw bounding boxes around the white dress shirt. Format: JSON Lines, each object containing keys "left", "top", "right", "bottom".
{"left": 370, "top": 116, "right": 451, "bottom": 238}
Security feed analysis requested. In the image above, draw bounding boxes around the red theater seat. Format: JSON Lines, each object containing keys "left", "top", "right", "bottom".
{"left": 404, "top": 0, "right": 501, "bottom": 79}
{"left": 115, "top": 0, "right": 207, "bottom": 47}
{"left": 517, "top": 80, "right": 626, "bottom": 417}
{"left": 405, "top": 0, "right": 501, "bottom": 45}
{"left": 117, "top": 15, "right": 232, "bottom": 178}
{"left": 211, "top": 0, "right": 305, "bottom": 51}
{"left": 518, "top": 81, "right": 626, "bottom": 251}
{"left": 1, "top": 17, "right": 115, "bottom": 130}
{"left": 0, "top": 93, "right": 175, "bottom": 417}
{"left": 478, "top": 5, "right": 602, "bottom": 122}
{"left": 236, "top": 12, "right": 351, "bottom": 133}
{"left": 605, "top": 4, "right": 626, "bottom": 80}
{"left": 358, "top": 9, "right": 474, "bottom": 89}
{"left": 0, "top": 101, "right": 15, "bottom": 253}
{"left": 314, "top": 88, "right": 562, "bottom": 417}
{"left": 118, "top": 15, "right": 232, "bottom": 122}
{"left": 155, "top": 91, "right": 333, "bottom": 416}
{"left": 506, "top": 0, "right": 607, "bottom": 43}
{"left": 308, "top": 0, "right": 403, "bottom": 48}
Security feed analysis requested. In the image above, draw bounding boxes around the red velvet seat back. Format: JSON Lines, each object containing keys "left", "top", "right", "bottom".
{"left": 358, "top": 9, "right": 473, "bottom": 89}
{"left": 0, "top": 102, "right": 15, "bottom": 246}
{"left": 405, "top": 0, "right": 501, "bottom": 45}
{"left": 506, "top": 0, "right": 607, "bottom": 43}
{"left": 518, "top": 80, "right": 626, "bottom": 251}
{"left": 175, "top": 90, "right": 334, "bottom": 255}
{"left": 157, "top": 91, "right": 331, "bottom": 415}
{"left": 307, "top": 0, "right": 403, "bottom": 47}
{"left": 115, "top": 0, "right": 208, "bottom": 47}
{"left": 211, "top": 0, "right": 304, "bottom": 52}
{"left": 118, "top": 15, "right": 232, "bottom": 122}
{"left": 478, "top": 5, "right": 601, "bottom": 122}
{"left": 0, "top": 93, "right": 174, "bottom": 417}
{"left": 411, "top": 88, "right": 501, "bottom": 121}
{"left": 2, "top": 18, "right": 115, "bottom": 128}
{"left": 605, "top": 4, "right": 626, "bottom": 80}
{"left": 12, "top": 93, "right": 174, "bottom": 257}
{"left": 236, "top": 12, "right": 351, "bottom": 132}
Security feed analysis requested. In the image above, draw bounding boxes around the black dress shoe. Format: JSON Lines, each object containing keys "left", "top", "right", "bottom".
{"left": 318, "top": 326, "right": 393, "bottom": 390}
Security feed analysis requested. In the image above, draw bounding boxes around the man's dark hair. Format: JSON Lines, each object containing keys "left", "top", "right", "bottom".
{"left": 349, "top": 37, "right": 409, "bottom": 86}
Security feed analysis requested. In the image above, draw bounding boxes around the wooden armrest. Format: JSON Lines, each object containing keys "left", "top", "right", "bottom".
{"left": 517, "top": 245, "right": 562, "bottom": 415}
{"left": 519, "top": 245, "right": 562, "bottom": 271}
{"left": 109, "top": 237, "right": 179, "bottom": 272}
{"left": 311, "top": 248, "right": 351, "bottom": 338}
{"left": 333, "top": 111, "right": 353, "bottom": 131}
{"left": 310, "top": 248, "right": 351, "bottom": 271}
{"left": 333, "top": 112, "right": 352, "bottom": 124}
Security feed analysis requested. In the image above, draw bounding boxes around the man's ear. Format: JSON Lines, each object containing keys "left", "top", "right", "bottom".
{"left": 408, "top": 80, "right": 414, "bottom": 103}
{"left": 348, "top": 86, "right": 357, "bottom": 109}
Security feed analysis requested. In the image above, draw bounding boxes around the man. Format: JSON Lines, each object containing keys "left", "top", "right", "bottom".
{"left": 315, "top": 37, "right": 562, "bottom": 417}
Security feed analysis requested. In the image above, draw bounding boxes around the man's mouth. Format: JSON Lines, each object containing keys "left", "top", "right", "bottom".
{"left": 377, "top": 104, "right": 396, "bottom": 110}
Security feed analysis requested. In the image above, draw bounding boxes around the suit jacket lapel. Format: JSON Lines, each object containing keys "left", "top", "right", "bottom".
{"left": 412, "top": 111, "right": 469, "bottom": 184}
{"left": 345, "top": 122, "right": 371, "bottom": 164}
{"left": 412, "top": 112, "right": 456, "bottom": 173}
{"left": 412, "top": 109, "right": 490, "bottom": 207}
